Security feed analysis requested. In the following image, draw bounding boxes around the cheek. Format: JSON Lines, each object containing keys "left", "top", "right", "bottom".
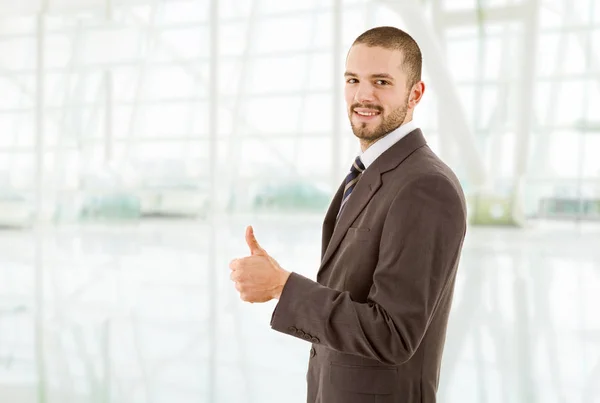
{"left": 344, "top": 87, "right": 355, "bottom": 106}
{"left": 381, "top": 94, "right": 404, "bottom": 113}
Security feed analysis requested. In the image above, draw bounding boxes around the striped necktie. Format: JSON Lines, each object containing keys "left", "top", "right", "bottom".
{"left": 337, "top": 156, "right": 365, "bottom": 220}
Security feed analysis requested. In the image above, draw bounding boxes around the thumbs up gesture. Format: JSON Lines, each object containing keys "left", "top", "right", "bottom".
{"left": 229, "top": 226, "right": 291, "bottom": 303}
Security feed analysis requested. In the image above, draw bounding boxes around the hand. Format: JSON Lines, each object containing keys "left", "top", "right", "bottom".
{"left": 229, "top": 226, "right": 291, "bottom": 303}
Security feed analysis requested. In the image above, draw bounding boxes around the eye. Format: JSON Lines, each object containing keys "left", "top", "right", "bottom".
{"left": 376, "top": 80, "right": 390, "bottom": 85}
{"left": 346, "top": 78, "right": 357, "bottom": 84}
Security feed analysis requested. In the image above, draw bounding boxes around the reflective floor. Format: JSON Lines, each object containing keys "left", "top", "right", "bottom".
{"left": 0, "top": 215, "right": 599, "bottom": 403}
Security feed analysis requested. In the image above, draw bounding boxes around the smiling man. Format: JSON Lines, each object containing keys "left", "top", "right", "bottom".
{"left": 344, "top": 31, "right": 421, "bottom": 152}
{"left": 229, "top": 26, "right": 467, "bottom": 403}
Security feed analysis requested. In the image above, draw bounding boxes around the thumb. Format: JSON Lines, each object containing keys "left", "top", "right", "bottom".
{"left": 245, "top": 225, "right": 267, "bottom": 256}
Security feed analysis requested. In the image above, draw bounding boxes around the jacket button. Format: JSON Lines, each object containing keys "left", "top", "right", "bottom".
{"left": 311, "top": 337, "right": 320, "bottom": 343}
{"left": 288, "top": 326, "right": 297, "bottom": 332}
{"left": 302, "top": 334, "right": 311, "bottom": 341}
{"left": 310, "top": 347, "right": 316, "bottom": 358}
{"left": 297, "top": 330, "right": 306, "bottom": 337}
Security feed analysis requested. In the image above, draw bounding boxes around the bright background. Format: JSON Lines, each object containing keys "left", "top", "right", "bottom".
{"left": 0, "top": 0, "right": 599, "bottom": 402}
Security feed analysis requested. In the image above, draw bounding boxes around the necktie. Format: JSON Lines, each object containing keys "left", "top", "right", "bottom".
{"left": 337, "top": 156, "right": 365, "bottom": 220}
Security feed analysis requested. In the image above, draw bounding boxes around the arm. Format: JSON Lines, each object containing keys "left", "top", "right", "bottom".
{"left": 269, "top": 174, "right": 467, "bottom": 365}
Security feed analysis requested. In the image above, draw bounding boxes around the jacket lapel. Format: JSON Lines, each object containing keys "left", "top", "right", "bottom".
{"left": 318, "top": 170, "right": 382, "bottom": 279}
{"left": 316, "top": 128, "right": 427, "bottom": 281}
{"left": 320, "top": 180, "right": 345, "bottom": 259}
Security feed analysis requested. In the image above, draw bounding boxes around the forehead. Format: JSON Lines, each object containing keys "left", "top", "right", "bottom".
{"left": 345, "top": 44, "right": 405, "bottom": 78}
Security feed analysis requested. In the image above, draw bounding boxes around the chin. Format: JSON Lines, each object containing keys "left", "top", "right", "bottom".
{"left": 353, "top": 127, "right": 382, "bottom": 141}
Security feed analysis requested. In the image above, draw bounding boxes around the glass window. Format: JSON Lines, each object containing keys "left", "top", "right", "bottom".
{"left": 547, "top": 131, "right": 582, "bottom": 178}
{"left": 446, "top": 38, "right": 478, "bottom": 82}
{"left": 159, "top": 26, "right": 207, "bottom": 60}
{"left": 563, "top": 33, "right": 589, "bottom": 76}
{"left": 554, "top": 80, "right": 586, "bottom": 126}
{"left": 243, "top": 95, "right": 303, "bottom": 133}
{"left": 254, "top": 16, "right": 317, "bottom": 53}
{"left": 247, "top": 54, "right": 309, "bottom": 95}
{"left": 81, "top": 27, "right": 140, "bottom": 66}
{"left": 258, "top": 0, "right": 326, "bottom": 14}
{"left": 162, "top": 0, "right": 208, "bottom": 24}
{"left": 442, "top": 0, "right": 477, "bottom": 12}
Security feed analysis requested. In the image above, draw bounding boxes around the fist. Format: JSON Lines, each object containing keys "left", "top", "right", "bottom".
{"left": 229, "top": 226, "right": 290, "bottom": 303}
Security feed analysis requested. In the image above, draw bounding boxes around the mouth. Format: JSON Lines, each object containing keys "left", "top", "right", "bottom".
{"left": 353, "top": 108, "right": 381, "bottom": 122}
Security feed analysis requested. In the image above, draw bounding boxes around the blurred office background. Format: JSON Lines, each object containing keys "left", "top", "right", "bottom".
{"left": 0, "top": 0, "right": 599, "bottom": 402}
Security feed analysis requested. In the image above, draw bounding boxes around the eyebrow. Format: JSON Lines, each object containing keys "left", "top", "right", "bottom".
{"left": 344, "top": 72, "right": 395, "bottom": 81}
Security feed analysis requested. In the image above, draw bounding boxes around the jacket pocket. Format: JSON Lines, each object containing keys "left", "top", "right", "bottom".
{"left": 329, "top": 362, "right": 396, "bottom": 395}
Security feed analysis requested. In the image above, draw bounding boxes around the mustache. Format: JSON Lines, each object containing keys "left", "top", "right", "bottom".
{"left": 351, "top": 103, "right": 383, "bottom": 112}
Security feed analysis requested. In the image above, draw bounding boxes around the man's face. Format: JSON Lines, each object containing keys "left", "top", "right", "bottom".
{"left": 344, "top": 44, "right": 411, "bottom": 145}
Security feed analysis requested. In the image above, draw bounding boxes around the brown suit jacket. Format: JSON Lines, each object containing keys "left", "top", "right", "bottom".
{"left": 270, "top": 129, "right": 467, "bottom": 403}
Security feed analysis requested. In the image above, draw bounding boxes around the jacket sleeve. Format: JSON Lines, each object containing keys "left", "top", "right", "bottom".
{"left": 269, "top": 173, "right": 467, "bottom": 365}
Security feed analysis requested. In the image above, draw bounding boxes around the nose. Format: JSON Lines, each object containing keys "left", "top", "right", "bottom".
{"left": 354, "top": 82, "right": 376, "bottom": 104}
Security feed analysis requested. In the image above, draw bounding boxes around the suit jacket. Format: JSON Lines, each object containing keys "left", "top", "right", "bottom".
{"left": 270, "top": 129, "right": 467, "bottom": 403}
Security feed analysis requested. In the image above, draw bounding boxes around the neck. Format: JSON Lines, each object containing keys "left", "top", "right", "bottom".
{"left": 360, "top": 140, "right": 374, "bottom": 153}
{"left": 359, "top": 117, "right": 413, "bottom": 152}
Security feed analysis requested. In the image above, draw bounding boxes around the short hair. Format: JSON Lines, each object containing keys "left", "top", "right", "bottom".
{"left": 352, "top": 26, "right": 422, "bottom": 88}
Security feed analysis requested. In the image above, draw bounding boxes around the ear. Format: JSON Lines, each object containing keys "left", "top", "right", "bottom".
{"left": 408, "top": 81, "right": 425, "bottom": 109}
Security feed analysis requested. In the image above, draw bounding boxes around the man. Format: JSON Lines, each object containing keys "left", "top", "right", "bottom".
{"left": 229, "top": 26, "right": 467, "bottom": 403}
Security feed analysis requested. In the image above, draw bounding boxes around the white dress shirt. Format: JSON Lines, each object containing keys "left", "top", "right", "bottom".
{"left": 336, "top": 120, "right": 418, "bottom": 218}
{"left": 358, "top": 120, "right": 418, "bottom": 170}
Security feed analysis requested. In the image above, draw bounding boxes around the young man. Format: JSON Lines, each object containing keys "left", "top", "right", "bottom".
{"left": 230, "top": 26, "right": 467, "bottom": 403}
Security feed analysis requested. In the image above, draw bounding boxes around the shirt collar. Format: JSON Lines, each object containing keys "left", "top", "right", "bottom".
{"left": 359, "top": 120, "right": 418, "bottom": 169}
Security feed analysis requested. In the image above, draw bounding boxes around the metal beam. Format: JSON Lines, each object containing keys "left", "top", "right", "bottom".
{"left": 35, "top": 3, "right": 48, "bottom": 402}
{"left": 511, "top": 0, "right": 539, "bottom": 224}
{"left": 293, "top": 7, "right": 321, "bottom": 175}
{"left": 375, "top": 0, "right": 487, "bottom": 187}
{"left": 123, "top": 1, "right": 161, "bottom": 164}
{"left": 226, "top": 0, "right": 260, "bottom": 213}
{"left": 0, "top": 0, "right": 152, "bottom": 16}
{"left": 438, "top": 4, "right": 527, "bottom": 27}
{"left": 332, "top": 0, "right": 342, "bottom": 188}
{"left": 103, "top": 0, "right": 113, "bottom": 163}
{"left": 3, "top": 15, "right": 600, "bottom": 43}
{"left": 207, "top": 0, "right": 218, "bottom": 402}
{"left": 104, "top": 70, "right": 113, "bottom": 162}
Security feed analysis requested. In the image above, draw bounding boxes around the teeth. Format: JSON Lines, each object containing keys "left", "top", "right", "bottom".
{"left": 356, "top": 111, "right": 379, "bottom": 116}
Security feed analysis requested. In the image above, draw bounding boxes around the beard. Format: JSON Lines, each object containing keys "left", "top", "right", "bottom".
{"left": 349, "top": 97, "right": 409, "bottom": 143}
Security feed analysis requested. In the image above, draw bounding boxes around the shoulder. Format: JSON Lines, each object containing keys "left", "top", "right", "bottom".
{"left": 392, "top": 145, "right": 464, "bottom": 197}
{"left": 386, "top": 149, "right": 467, "bottom": 222}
